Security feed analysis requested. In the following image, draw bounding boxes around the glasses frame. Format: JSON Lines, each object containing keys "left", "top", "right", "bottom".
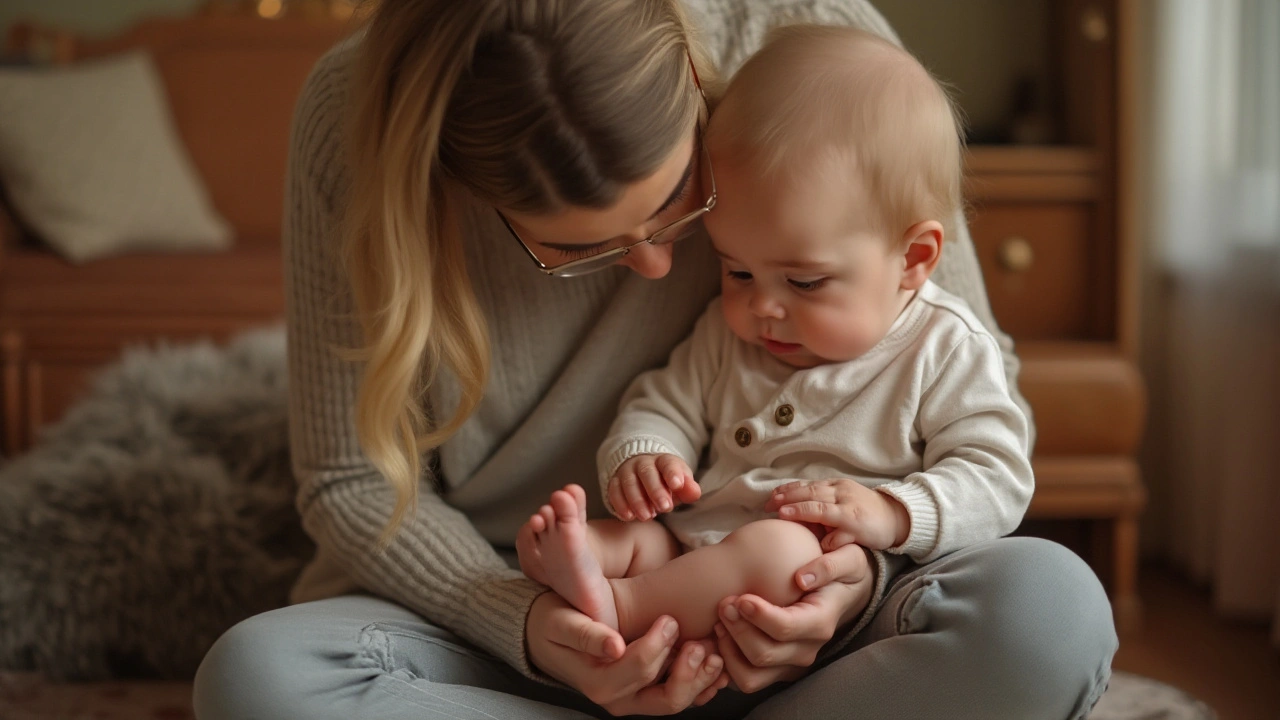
{"left": 497, "top": 57, "right": 716, "bottom": 278}
{"left": 497, "top": 137, "right": 716, "bottom": 277}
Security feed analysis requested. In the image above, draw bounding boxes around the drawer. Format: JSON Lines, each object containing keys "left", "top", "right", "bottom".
{"left": 966, "top": 202, "right": 1096, "bottom": 340}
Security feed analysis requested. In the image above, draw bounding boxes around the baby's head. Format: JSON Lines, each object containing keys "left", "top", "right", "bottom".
{"left": 703, "top": 25, "right": 963, "bottom": 368}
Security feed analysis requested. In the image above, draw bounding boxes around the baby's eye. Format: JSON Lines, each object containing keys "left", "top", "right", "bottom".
{"left": 787, "top": 278, "right": 828, "bottom": 291}
{"left": 726, "top": 269, "right": 753, "bottom": 282}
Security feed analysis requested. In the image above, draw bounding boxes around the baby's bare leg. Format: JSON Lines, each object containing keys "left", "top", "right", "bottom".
{"left": 609, "top": 519, "right": 823, "bottom": 643}
{"left": 515, "top": 485, "right": 684, "bottom": 632}
{"left": 517, "top": 486, "right": 681, "bottom": 586}
{"left": 587, "top": 518, "right": 683, "bottom": 578}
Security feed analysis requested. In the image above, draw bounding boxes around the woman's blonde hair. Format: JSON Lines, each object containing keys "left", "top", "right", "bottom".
{"left": 709, "top": 24, "right": 965, "bottom": 243}
{"left": 343, "top": 0, "right": 712, "bottom": 544}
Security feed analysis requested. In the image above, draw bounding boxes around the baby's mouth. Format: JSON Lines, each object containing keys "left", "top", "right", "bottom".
{"left": 762, "top": 337, "right": 803, "bottom": 354}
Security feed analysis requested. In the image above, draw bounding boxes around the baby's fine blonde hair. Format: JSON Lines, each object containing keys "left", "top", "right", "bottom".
{"left": 708, "top": 24, "right": 964, "bottom": 243}
{"left": 342, "top": 0, "right": 713, "bottom": 544}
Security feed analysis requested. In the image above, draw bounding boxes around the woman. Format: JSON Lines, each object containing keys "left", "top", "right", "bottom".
{"left": 193, "top": 1, "right": 1117, "bottom": 718}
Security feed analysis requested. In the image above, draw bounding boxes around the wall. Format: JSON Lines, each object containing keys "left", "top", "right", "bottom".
{"left": 0, "top": 0, "right": 205, "bottom": 40}
{"left": 3, "top": 0, "right": 1050, "bottom": 142}
{"left": 876, "top": 0, "right": 1053, "bottom": 142}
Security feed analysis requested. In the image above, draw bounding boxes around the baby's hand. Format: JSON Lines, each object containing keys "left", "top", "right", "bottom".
{"left": 608, "top": 454, "right": 700, "bottom": 521}
{"left": 765, "top": 479, "right": 910, "bottom": 551}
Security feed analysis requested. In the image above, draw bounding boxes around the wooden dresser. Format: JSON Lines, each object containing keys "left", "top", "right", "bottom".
{"left": 957, "top": 0, "right": 1147, "bottom": 630}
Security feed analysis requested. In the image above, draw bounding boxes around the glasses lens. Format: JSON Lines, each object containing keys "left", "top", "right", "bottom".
{"left": 551, "top": 250, "right": 626, "bottom": 277}
{"left": 650, "top": 212, "right": 705, "bottom": 246}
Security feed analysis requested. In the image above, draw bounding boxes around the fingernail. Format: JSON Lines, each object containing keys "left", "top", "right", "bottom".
{"left": 663, "top": 619, "right": 678, "bottom": 640}
{"left": 723, "top": 605, "right": 740, "bottom": 622}
{"left": 706, "top": 655, "right": 723, "bottom": 673}
{"left": 688, "top": 645, "right": 705, "bottom": 666}
{"left": 799, "top": 573, "right": 816, "bottom": 589}
{"left": 671, "top": 477, "right": 683, "bottom": 489}
{"left": 660, "top": 500, "right": 672, "bottom": 511}
{"left": 780, "top": 506, "right": 795, "bottom": 516}
{"left": 739, "top": 601, "right": 755, "bottom": 617}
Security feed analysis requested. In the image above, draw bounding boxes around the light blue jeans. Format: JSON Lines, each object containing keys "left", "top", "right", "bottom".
{"left": 193, "top": 537, "right": 1116, "bottom": 719}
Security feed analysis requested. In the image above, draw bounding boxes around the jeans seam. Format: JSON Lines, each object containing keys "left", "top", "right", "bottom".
{"left": 355, "top": 625, "right": 507, "bottom": 720}
{"left": 895, "top": 577, "right": 935, "bottom": 635}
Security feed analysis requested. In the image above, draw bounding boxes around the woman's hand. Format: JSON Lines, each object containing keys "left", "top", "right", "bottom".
{"left": 713, "top": 544, "right": 874, "bottom": 693}
{"left": 526, "top": 592, "right": 728, "bottom": 715}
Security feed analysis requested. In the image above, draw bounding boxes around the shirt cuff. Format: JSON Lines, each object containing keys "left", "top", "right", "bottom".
{"left": 876, "top": 480, "right": 939, "bottom": 561}
{"left": 598, "top": 436, "right": 686, "bottom": 514}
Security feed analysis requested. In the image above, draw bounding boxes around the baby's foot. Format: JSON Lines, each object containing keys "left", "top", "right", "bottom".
{"left": 516, "top": 508, "right": 550, "bottom": 586}
{"left": 516, "top": 484, "right": 591, "bottom": 586}
{"left": 529, "top": 484, "right": 619, "bottom": 630}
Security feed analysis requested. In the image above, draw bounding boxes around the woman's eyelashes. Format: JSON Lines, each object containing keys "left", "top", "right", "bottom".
{"left": 558, "top": 244, "right": 609, "bottom": 260}
{"left": 655, "top": 174, "right": 692, "bottom": 216}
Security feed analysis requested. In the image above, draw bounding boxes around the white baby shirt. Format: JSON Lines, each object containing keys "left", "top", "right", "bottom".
{"left": 597, "top": 281, "right": 1034, "bottom": 563}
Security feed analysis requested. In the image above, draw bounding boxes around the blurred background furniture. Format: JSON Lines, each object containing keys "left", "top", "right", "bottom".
{"left": 0, "top": 9, "right": 353, "bottom": 453}
{"left": 882, "top": 0, "right": 1147, "bottom": 631}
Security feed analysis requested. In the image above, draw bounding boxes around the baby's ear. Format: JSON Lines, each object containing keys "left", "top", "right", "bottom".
{"left": 899, "top": 220, "right": 944, "bottom": 290}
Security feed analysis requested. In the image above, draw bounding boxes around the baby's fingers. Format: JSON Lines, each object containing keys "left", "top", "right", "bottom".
{"left": 608, "top": 479, "right": 634, "bottom": 521}
{"left": 620, "top": 473, "right": 656, "bottom": 521}
{"left": 766, "top": 482, "right": 838, "bottom": 511}
{"left": 637, "top": 460, "right": 673, "bottom": 515}
{"left": 656, "top": 455, "right": 701, "bottom": 505}
{"left": 776, "top": 500, "right": 843, "bottom": 527}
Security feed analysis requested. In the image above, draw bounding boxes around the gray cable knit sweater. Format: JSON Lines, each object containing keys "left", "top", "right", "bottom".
{"left": 283, "top": 0, "right": 1031, "bottom": 681}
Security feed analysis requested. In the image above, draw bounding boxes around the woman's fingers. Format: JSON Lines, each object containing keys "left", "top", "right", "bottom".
{"left": 794, "top": 543, "right": 872, "bottom": 591}
{"left": 713, "top": 623, "right": 795, "bottom": 694}
{"left": 609, "top": 616, "right": 680, "bottom": 694}
{"left": 602, "top": 626, "right": 722, "bottom": 715}
{"left": 717, "top": 596, "right": 818, "bottom": 669}
{"left": 544, "top": 599, "right": 626, "bottom": 660}
{"left": 820, "top": 529, "right": 858, "bottom": 552}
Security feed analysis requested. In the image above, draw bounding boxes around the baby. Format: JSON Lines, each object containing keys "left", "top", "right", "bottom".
{"left": 517, "top": 25, "right": 1033, "bottom": 646}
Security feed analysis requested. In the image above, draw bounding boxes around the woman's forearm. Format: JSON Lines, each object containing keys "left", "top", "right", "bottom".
{"left": 297, "top": 475, "right": 549, "bottom": 677}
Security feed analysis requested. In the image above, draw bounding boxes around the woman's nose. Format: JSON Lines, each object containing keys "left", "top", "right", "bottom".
{"left": 618, "top": 242, "right": 674, "bottom": 279}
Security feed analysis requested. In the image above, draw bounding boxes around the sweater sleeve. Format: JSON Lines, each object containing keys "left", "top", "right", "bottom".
{"left": 876, "top": 333, "right": 1035, "bottom": 563}
{"left": 283, "top": 45, "right": 549, "bottom": 680}
{"left": 596, "top": 303, "right": 726, "bottom": 513}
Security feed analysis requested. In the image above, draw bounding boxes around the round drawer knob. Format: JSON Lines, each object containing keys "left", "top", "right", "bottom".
{"left": 1082, "top": 7, "right": 1109, "bottom": 43}
{"left": 734, "top": 427, "right": 752, "bottom": 447}
{"left": 998, "top": 236, "right": 1035, "bottom": 273}
{"left": 774, "top": 404, "right": 795, "bottom": 426}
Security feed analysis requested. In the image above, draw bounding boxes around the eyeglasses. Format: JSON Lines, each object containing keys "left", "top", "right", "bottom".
{"left": 497, "top": 134, "right": 716, "bottom": 277}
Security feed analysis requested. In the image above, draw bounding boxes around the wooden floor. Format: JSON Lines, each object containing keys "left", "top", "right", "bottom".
{"left": 1113, "top": 562, "right": 1280, "bottom": 720}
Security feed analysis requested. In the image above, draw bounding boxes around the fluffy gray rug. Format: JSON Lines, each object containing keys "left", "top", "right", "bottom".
{"left": 0, "top": 328, "right": 313, "bottom": 680}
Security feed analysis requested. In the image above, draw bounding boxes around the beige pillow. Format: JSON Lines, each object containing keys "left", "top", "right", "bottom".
{"left": 0, "top": 51, "right": 232, "bottom": 263}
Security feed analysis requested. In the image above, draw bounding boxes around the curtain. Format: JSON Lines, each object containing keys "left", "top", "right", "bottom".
{"left": 1141, "top": 0, "right": 1280, "bottom": 644}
